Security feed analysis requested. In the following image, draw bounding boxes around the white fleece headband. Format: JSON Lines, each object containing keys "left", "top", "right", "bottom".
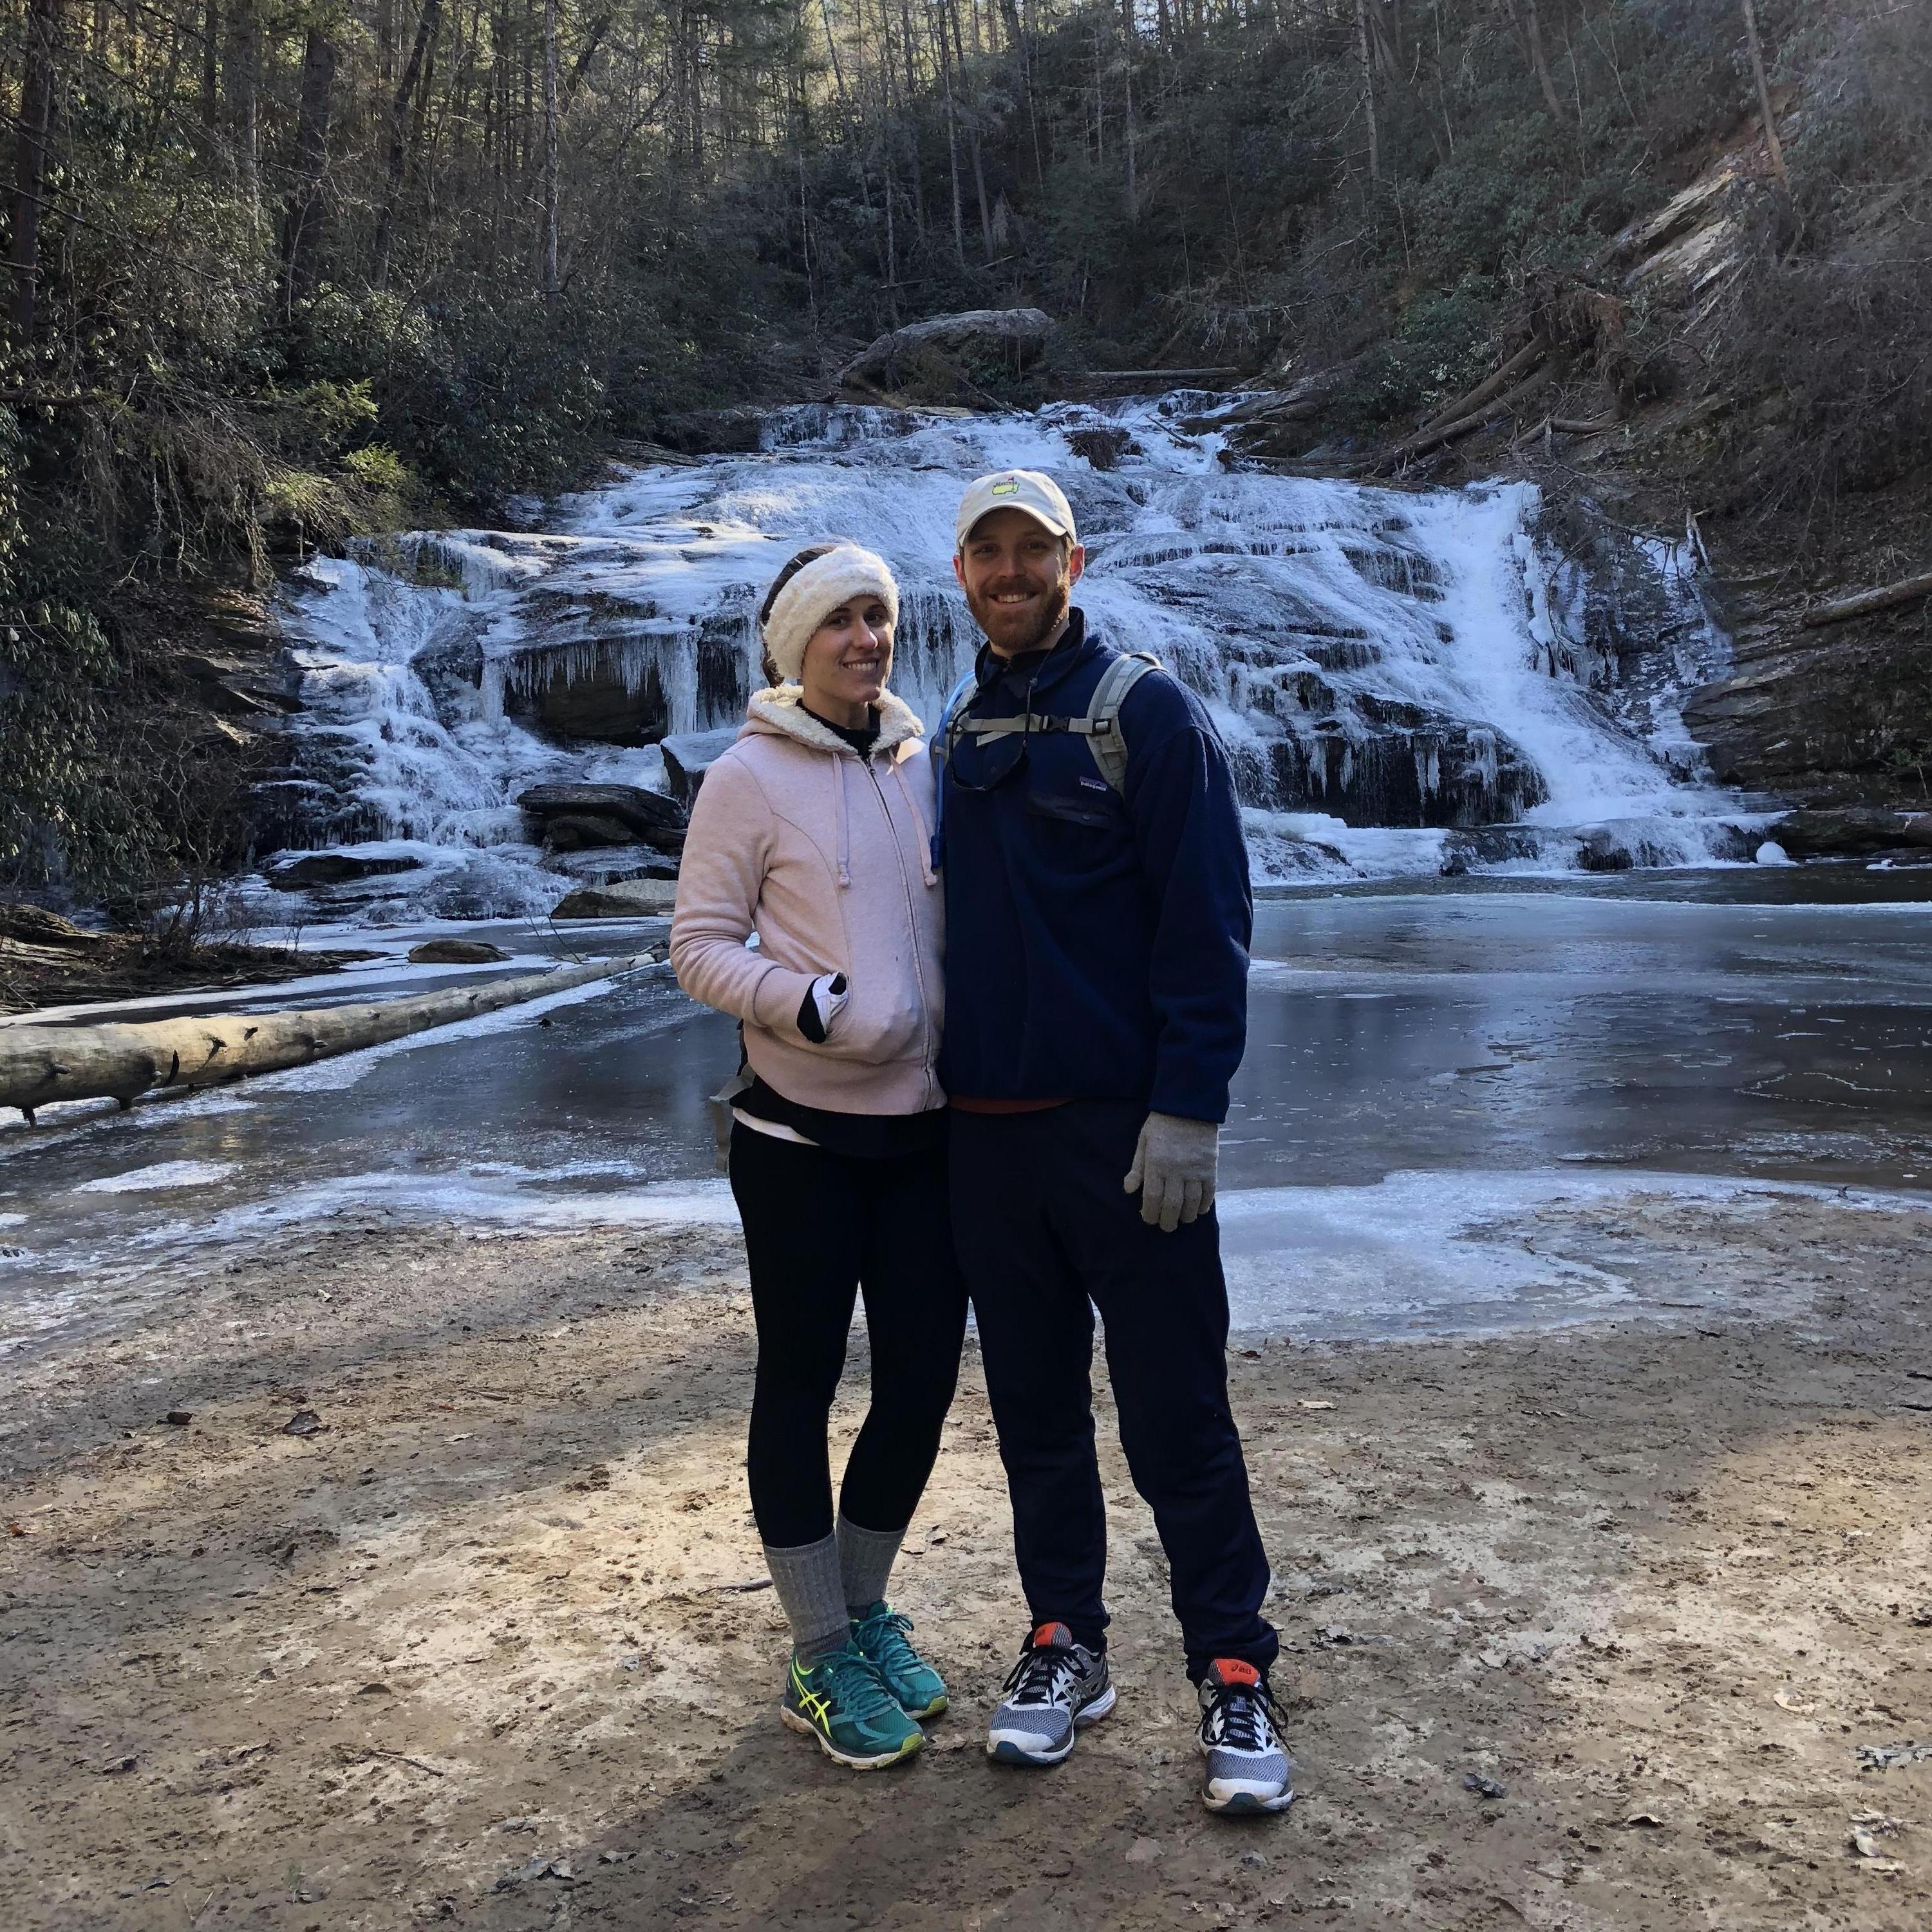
{"left": 759, "top": 545, "right": 900, "bottom": 684}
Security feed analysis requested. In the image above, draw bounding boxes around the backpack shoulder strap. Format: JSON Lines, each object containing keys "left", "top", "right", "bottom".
{"left": 1083, "top": 651, "right": 1162, "bottom": 794}
{"left": 930, "top": 667, "right": 979, "bottom": 774}
{"left": 927, "top": 665, "right": 979, "bottom": 874}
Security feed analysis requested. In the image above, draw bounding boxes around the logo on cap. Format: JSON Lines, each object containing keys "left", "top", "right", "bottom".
{"left": 991, "top": 479, "right": 1018, "bottom": 496}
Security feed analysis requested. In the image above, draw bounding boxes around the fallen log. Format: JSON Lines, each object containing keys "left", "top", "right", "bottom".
{"left": 1411, "top": 336, "right": 1548, "bottom": 442}
{"left": 1079, "top": 366, "right": 1247, "bottom": 383}
{"left": 0, "top": 953, "right": 653, "bottom": 1123}
{"left": 1801, "top": 570, "right": 1932, "bottom": 630}
{"left": 1379, "top": 362, "right": 1559, "bottom": 469}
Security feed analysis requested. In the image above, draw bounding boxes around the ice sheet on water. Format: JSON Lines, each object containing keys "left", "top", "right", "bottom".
{"left": 271, "top": 395, "right": 1754, "bottom": 917}
{"left": 1217, "top": 1168, "right": 1927, "bottom": 1340}
{"left": 73, "top": 1160, "right": 241, "bottom": 1194}
{"left": 244, "top": 970, "right": 642, "bottom": 1095}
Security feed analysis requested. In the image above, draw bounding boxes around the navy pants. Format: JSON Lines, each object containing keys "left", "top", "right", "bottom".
{"left": 950, "top": 1100, "right": 1277, "bottom": 1682}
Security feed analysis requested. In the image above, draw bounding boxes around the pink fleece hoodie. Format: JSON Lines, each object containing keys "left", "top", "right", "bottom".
{"left": 670, "top": 686, "right": 944, "bottom": 1117}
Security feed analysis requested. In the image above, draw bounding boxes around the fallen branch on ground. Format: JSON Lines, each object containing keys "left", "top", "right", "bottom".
{"left": 1411, "top": 336, "right": 1548, "bottom": 441}
{"left": 1802, "top": 570, "right": 1932, "bottom": 629}
{"left": 0, "top": 953, "right": 654, "bottom": 1122}
{"left": 1378, "top": 362, "right": 1560, "bottom": 470}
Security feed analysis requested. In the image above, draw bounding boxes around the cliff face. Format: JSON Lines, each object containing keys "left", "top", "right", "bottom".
{"left": 1687, "top": 552, "right": 1932, "bottom": 809}
{"left": 1221, "top": 123, "right": 1931, "bottom": 832}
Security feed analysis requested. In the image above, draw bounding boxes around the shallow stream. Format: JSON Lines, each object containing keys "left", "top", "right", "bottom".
{"left": 6, "top": 872, "right": 1929, "bottom": 1358}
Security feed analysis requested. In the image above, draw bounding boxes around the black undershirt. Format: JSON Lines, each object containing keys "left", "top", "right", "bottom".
{"left": 734, "top": 1076, "right": 948, "bottom": 1161}
{"left": 803, "top": 702, "right": 880, "bottom": 758}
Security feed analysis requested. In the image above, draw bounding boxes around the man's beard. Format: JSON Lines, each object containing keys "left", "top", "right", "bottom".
{"left": 971, "top": 573, "right": 1071, "bottom": 656}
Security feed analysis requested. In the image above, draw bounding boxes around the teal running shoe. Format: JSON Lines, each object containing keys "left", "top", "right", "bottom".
{"left": 850, "top": 1601, "right": 948, "bottom": 1720}
{"left": 780, "top": 1645, "right": 924, "bottom": 1770}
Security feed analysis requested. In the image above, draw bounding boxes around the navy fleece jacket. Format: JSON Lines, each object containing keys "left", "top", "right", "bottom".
{"left": 937, "top": 607, "right": 1252, "bottom": 1123}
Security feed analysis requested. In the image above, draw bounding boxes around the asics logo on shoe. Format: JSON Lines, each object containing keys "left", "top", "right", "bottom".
{"left": 789, "top": 1658, "right": 833, "bottom": 1725}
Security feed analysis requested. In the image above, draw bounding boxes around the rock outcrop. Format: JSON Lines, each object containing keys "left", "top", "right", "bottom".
{"left": 838, "top": 308, "right": 1053, "bottom": 404}
{"left": 550, "top": 878, "right": 679, "bottom": 919}
{"left": 516, "top": 783, "right": 686, "bottom": 852}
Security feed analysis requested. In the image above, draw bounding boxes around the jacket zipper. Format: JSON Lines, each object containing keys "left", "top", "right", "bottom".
{"left": 863, "top": 755, "right": 937, "bottom": 1111}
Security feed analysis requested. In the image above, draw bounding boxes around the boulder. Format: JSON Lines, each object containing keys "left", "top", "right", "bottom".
{"left": 1439, "top": 827, "right": 1543, "bottom": 875}
{"left": 550, "top": 877, "right": 679, "bottom": 919}
{"left": 839, "top": 308, "right": 1054, "bottom": 397}
{"left": 660, "top": 727, "right": 742, "bottom": 807}
{"left": 1575, "top": 829, "right": 1635, "bottom": 872}
{"left": 408, "top": 939, "right": 511, "bottom": 965}
{"left": 543, "top": 849, "right": 679, "bottom": 884}
{"left": 265, "top": 851, "right": 424, "bottom": 888}
{"left": 1771, "top": 807, "right": 1932, "bottom": 859}
{"left": 542, "top": 812, "right": 639, "bottom": 851}
{"left": 516, "top": 783, "right": 686, "bottom": 852}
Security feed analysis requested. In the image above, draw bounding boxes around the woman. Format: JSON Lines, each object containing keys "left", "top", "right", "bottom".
{"left": 670, "top": 541, "right": 964, "bottom": 1771}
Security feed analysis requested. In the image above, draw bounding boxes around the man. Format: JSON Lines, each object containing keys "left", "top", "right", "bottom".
{"left": 938, "top": 469, "right": 1290, "bottom": 1815}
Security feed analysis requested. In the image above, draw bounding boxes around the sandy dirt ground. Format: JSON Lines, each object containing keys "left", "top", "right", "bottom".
{"left": 3, "top": 1186, "right": 1930, "bottom": 1931}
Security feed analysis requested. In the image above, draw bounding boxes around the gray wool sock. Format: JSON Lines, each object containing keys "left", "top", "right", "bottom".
{"left": 763, "top": 1533, "right": 849, "bottom": 1666}
{"left": 836, "top": 1513, "right": 905, "bottom": 1615}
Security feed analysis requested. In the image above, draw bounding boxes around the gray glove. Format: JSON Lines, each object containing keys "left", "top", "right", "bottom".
{"left": 1123, "top": 1111, "right": 1219, "bottom": 1233}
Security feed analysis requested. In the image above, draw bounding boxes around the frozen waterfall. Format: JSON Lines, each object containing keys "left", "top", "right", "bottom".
{"left": 264, "top": 393, "right": 1758, "bottom": 920}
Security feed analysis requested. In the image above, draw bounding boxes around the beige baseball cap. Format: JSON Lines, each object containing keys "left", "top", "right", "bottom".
{"left": 954, "top": 469, "right": 1079, "bottom": 552}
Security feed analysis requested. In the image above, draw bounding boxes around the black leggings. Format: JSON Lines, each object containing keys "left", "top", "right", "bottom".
{"left": 729, "top": 1123, "right": 968, "bottom": 1548}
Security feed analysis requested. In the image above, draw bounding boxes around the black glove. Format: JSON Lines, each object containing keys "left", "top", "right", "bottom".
{"left": 796, "top": 972, "right": 849, "bottom": 1044}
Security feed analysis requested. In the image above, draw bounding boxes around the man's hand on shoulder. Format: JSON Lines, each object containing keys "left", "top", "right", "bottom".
{"left": 1123, "top": 1111, "right": 1219, "bottom": 1233}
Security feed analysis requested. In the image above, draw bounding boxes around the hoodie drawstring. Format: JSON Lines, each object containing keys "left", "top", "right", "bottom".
{"left": 891, "top": 758, "right": 938, "bottom": 888}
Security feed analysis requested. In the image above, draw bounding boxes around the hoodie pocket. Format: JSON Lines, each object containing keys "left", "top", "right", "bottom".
{"left": 819, "top": 970, "right": 926, "bottom": 1065}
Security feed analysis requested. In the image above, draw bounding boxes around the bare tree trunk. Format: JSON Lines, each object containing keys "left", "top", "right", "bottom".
{"left": 968, "top": 109, "right": 994, "bottom": 259}
{"left": 1738, "top": 0, "right": 1787, "bottom": 187}
{"left": 1500, "top": 0, "right": 1570, "bottom": 126}
{"left": 283, "top": 26, "right": 337, "bottom": 314}
{"left": 223, "top": 0, "right": 260, "bottom": 221}
{"left": 1355, "top": 0, "right": 1379, "bottom": 181}
{"left": 9, "top": 0, "right": 61, "bottom": 342}
{"left": 540, "top": 0, "right": 561, "bottom": 297}
{"left": 200, "top": 0, "right": 219, "bottom": 135}
{"left": 1367, "top": 0, "right": 1448, "bottom": 167}
{"left": 371, "top": 0, "right": 445, "bottom": 288}
{"left": 939, "top": 1, "right": 966, "bottom": 267}
{"left": 562, "top": 8, "right": 613, "bottom": 111}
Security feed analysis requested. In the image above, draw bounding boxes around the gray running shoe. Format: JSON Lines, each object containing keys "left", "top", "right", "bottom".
{"left": 1197, "top": 1659, "right": 1294, "bottom": 1814}
{"left": 986, "top": 1622, "right": 1115, "bottom": 1767}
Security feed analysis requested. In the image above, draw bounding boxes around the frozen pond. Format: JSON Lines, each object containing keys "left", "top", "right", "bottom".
{"left": 5, "top": 870, "right": 1929, "bottom": 1356}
